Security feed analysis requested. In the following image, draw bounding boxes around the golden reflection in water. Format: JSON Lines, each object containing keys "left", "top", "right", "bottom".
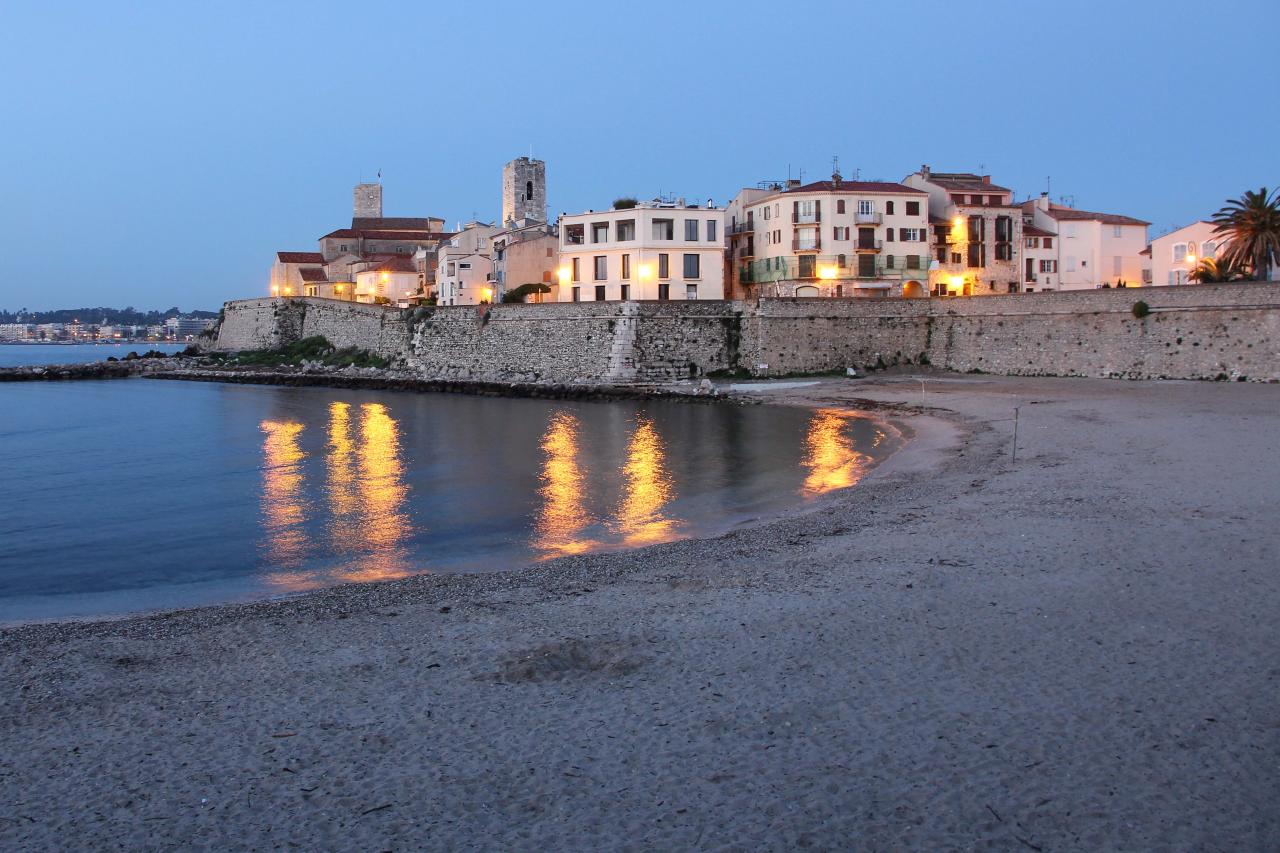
{"left": 802, "top": 408, "right": 870, "bottom": 496}
{"left": 533, "top": 412, "right": 596, "bottom": 558}
{"left": 336, "top": 402, "right": 413, "bottom": 583}
{"left": 260, "top": 420, "right": 310, "bottom": 585}
{"left": 614, "top": 416, "right": 678, "bottom": 546}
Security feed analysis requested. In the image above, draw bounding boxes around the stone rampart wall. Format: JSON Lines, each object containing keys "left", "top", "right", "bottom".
{"left": 213, "top": 284, "right": 1280, "bottom": 383}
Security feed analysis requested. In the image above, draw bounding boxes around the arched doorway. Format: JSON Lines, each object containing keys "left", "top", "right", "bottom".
{"left": 902, "top": 280, "right": 925, "bottom": 298}
{"left": 795, "top": 285, "right": 820, "bottom": 298}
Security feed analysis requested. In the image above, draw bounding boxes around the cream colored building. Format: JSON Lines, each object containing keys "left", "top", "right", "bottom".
{"left": 1019, "top": 224, "right": 1060, "bottom": 292}
{"left": 492, "top": 221, "right": 558, "bottom": 302}
{"left": 270, "top": 252, "right": 325, "bottom": 297}
{"left": 354, "top": 257, "right": 419, "bottom": 305}
{"left": 436, "top": 223, "right": 501, "bottom": 306}
{"left": 1150, "top": 221, "right": 1225, "bottom": 287}
{"left": 556, "top": 202, "right": 725, "bottom": 301}
{"left": 1021, "top": 194, "right": 1149, "bottom": 290}
{"left": 726, "top": 177, "right": 931, "bottom": 298}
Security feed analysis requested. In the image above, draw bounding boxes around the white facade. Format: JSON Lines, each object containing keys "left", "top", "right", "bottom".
{"left": 1150, "top": 221, "right": 1224, "bottom": 287}
{"left": 727, "top": 179, "right": 931, "bottom": 298}
{"left": 1022, "top": 194, "right": 1149, "bottom": 290}
{"left": 435, "top": 223, "right": 500, "bottom": 305}
{"left": 355, "top": 266, "right": 418, "bottom": 305}
{"left": 556, "top": 203, "right": 725, "bottom": 302}
{"left": 1020, "top": 228, "right": 1060, "bottom": 291}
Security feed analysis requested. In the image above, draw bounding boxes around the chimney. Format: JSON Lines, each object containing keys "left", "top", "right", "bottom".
{"left": 921, "top": 164, "right": 930, "bottom": 178}
{"left": 981, "top": 175, "right": 991, "bottom": 185}
{"left": 786, "top": 179, "right": 801, "bottom": 190}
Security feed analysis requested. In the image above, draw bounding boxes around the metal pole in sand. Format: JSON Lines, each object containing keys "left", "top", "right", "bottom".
{"left": 919, "top": 377, "right": 926, "bottom": 407}
{"left": 1012, "top": 405, "right": 1020, "bottom": 465}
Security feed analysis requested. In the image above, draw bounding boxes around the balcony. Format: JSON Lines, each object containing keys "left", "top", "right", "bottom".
{"left": 793, "top": 212, "right": 821, "bottom": 225}
{"left": 855, "top": 239, "right": 883, "bottom": 253}
{"left": 855, "top": 211, "right": 882, "bottom": 225}
{"left": 729, "top": 221, "right": 754, "bottom": 235}
{"left": 792, "top": 238, "right": 821, "bottom": 253}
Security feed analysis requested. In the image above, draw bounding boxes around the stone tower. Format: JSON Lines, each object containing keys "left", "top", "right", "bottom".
{"left": 502, "top": 157, "right": 545, "bottom": 225}
{"left": 353, "top": 182, "right": 383, "bottom": 219}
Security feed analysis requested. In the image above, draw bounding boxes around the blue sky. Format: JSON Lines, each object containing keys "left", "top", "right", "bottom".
{"left": 1, "top": 0, "right": 1276, "bottom": 311}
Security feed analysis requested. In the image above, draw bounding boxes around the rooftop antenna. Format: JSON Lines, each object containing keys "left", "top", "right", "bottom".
{"left": 1046, "top": 175, "right": 1052, "bottom": 197}
{"left": 832, "top": 155, "right": 841, "bottom": 180}
{"left": 377, "top": 168, "right": 382, "bottom": 184}
{"left": 853, "top": 167, "right": 861, "bottom": 181}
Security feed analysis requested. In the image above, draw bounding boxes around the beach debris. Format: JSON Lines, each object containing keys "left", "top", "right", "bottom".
{"left": 361, "top": 803, "right": 394, "bottom": 815}
{"left": 271, "top": 732, "right": 297, "bottom": 738}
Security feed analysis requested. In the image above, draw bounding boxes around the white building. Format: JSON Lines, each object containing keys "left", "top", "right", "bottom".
{"left": 0, "top": 323, "right": 33, "bottom": 340}
{"left": 354, "top": 256, "right": 419, "bottom": 305}
{"left": 1149, "top": 221, "right": 1226, "bottom": 287}
{"left": 1021, "top": 194, "right": 1149, "bottom": 290}
{"left": 726, "top": 177, "right": 931, "bottom": 298}
{"left": 556, "top": 201, "right": 725, "bottom": 302}
{"left": 1020, "top": 223, "right": 1060, "bottom": 291}
{"left": 436, "top": 223, "right": 501, "bottom": 306}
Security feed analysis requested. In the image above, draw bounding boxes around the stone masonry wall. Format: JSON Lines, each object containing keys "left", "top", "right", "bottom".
{"left": 214, "top": 284, "right": 1280, "bottom": 384}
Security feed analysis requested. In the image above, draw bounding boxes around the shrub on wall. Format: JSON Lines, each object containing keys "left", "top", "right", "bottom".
{"left": 502, "top": 283, "right": 552, "bottom": 303}
{"left": 1132, "top": 300, "right": 1151, "bottom": 318}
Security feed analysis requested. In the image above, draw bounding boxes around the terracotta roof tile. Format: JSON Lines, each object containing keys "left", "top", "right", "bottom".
{"left": 1023, "top": 224, "right": 1055, "bottom": 237}
{"left": 783, "top": 180, "right": 926, "bottom": 196}
{"left": 1045, "top": 204, "right": 1150, "bottom": 226}
{"left": 351, "top": 217, "right": 443, "bottom": 231}
{"left": 923, "top": 172, "right": 1013, "bottom": 194}
{"left": 299, "top": 267, "right": 329, "bottom": 282}
{"left": 321, "top": 228, "right": 452, "bottom": 241}
{"left": 276, "top": 251, "right": 325, "bottom": 264}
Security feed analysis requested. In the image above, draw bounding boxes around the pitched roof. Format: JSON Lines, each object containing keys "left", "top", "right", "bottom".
{"left": 1023, "top": 224, "right": 1055, "bottom": 237}
{"left": 782, "top": 180, "right": 926, "bottom": 196}
{"left": 276, "top": 251, "right": 325, "bottom": 264}
{"left": 351, "top": 217, "right": 442, "bottom": 231}
{"left": 366, "top": 257, "right": 418, "bottom": 273}
{"left": 299, "top": 267, "right": 329, "bottom": 282}
{"left": 1044, "top": 203, "right": 1150, "bottom": 227}
{"left": 922, "top": 172, "right": 1013, "bottom": 194}
{"left": 321, "top": 228, "right": 452, "bottom": 241}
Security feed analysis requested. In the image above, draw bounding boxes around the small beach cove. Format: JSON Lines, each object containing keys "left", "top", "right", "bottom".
{"left": 0, "top": 375, "right": 904, "bottom": 624}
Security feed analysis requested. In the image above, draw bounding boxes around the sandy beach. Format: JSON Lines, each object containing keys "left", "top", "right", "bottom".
{"left": 2, "top": 374, "right": 1277, "bottom": 850}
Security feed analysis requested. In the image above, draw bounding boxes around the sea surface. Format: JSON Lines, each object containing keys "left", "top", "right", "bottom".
{"left": 0, "top": 380, "right": 900, "bottom": 622}
{"left": 0, "top": 342, "right": 188, "bottom": 367}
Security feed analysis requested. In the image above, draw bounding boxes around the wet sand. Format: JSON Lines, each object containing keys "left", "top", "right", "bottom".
{"left": 2, "top": 374, "right": 1278, "bottom": 850}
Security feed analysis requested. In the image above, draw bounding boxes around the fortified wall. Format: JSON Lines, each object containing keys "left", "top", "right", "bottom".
{"left": 214, "top": 283, "right": 1280, "bottom": 383}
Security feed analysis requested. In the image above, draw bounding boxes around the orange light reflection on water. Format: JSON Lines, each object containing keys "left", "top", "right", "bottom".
{"left": 614, "top": 417, "right": 679, "bottom": 546}
{"left": 337, "top": 402, "right": 412, "bottom": 583}
{"left": 259, "top": 420, "right": 309, "bottom": 585}
{"left": 533, "top": 412, "right": 597, "bottom": 558}
{"left": 802, "top": 408, "right": 870, "bottom": 496}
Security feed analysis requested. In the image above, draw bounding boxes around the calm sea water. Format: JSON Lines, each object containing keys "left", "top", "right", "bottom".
{"left": 0, "top": 342, "right": 187, "bottom": 367}
{"left": 0, "top": 380, "right": 899, "bottom": 622}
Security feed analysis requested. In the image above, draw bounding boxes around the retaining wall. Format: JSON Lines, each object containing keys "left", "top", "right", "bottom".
{"left": 213, "top": 283, "right": 1280, "bottom": 383}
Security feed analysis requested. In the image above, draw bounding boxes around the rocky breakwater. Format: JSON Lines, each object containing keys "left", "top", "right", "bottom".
{"left": 0, "top": 353, "right": 195, "bottom": 382}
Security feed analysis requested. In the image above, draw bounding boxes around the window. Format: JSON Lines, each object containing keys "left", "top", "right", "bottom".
{"left": 796, "top": 200, "right": 817, "bottom": 222}
{"left": 1112, "top": 256, "right": 1122, "bottom": 275}
{"left": 706, "top": 220, "right": 717, "bottom": 242}
{"left": 968, "top": 216, "right": 984, "bottom": 242}
{"left": 833, "top": 226, "right": 849, "bottom": 240}
{"left": 837, "top": 254, "right": 847, "bottom": 268}
{"left": 1172, "top": 243, "right": 1187, "bottom": 260}
{"left": 837, "top": 200, "right": 846, "bottom": 214}
{"left": 339, "top": 244, "right": 348, "bottom": 252}
{"left": 595, "top": 285, "right": 606, "bottom": 301}
{"left": 652, "top": 219, "right": 674, "bottom": 240}
{"left": 761, "top": 206, "right": 770, "bottom": 221}
{"left": 886, "top": 228, "right": 895, "bottom": 242}
{"left": 995, "top": 243, "right": 1012, "bottom": 260}
{"left": 902, "top": 228, "right": 922, "bottom": 242}
{"left": 447, "top": 263, "right": 456, "bottom": 275}
{"left": 571, "top": 257, "right": 580, "bottom": 281}
{"left": 686, "top": 284, "right": 698, "bottom": 299}
{"left": 593, "top": 256, "right": 607, "bottom": 280}
{"left": 886, "top": 201, "right": 895, "bottom": 215}
{"left": 1204, "top": 240, "right": 1217, "bottom": 258}
{"left": 774, "top": 229, "right": 781, "bottom": 243}
{"left": 988, "top": 195, "right": 1001, "bottom": 206}
{"left": 684, "top": 219, "right": 699, "bottom": 241}
{"left": 906, "top": 255, "right": 921, "bottom": 269}
{"left": 658, "top": 253, "right": 669, "bottom": 278}
{"left": 1039, "top": 260, "right": 1058, "bottom": 273}
{"left": 885, "top": 255, "right": 895, "bottom": 269}
{"left": 858, "top": 200, "right": 874, "bottom": 215}
{"left": 620, "top": 284, "right": 630, "bottom": 300}
{"left": 658, "top": 282, "right": 670, "bottom": 300}
{"left": 1025, "top": 237, "right": 1040, "bottom": 249}
{"left": 565, "top": 224, "right": 584, "bottom": 245}
{"left": 906, "top": 201, "right": 920, "bottom": 216}
{"left": 1112, "top": 225, "right": 1124, "bottom": 237}
{"left": 621, "top": 254, "right": 631, "bottom": 279}
{"left": 526, "top": 180, "right": 534, "bottom": 200}
{"left": 995, "top": 216, "right": 1013, "bottom": 242}
{"left": 967, "top": 243, "right": 984, "bottom": 268}
{"left": 572, "top": 286, "right": 581, "bottom": 302}
{"left": 591, "top": 222, "right": 609, "bottom": 243}
{"left": 459, "top": 262, "right": 471, "bottom": 270}
{"left": 1044, "top": 237, "right": 1053, "bottom": 249}
{"left": 683, "top": 253, "right": 700, "bottom": 278}
{"left": 616, "top": 219, "right": 635, "bottom": 241}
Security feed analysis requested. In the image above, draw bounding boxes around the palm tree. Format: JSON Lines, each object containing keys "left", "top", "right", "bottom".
{"left": 1211, "top": 187, "right": 1280, "bottom": 281}
{"left": 1188, "top": 257, "right": 1247, "bottom": 284}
